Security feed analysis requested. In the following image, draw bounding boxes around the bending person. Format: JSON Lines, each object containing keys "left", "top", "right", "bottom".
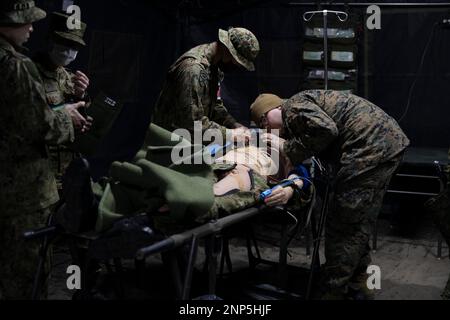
{"left": 250, "top": 90, "right": 409, "bottom": 300}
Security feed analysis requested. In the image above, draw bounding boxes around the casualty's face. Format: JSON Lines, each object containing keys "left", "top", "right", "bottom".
{"left": 49, "top": 42, "right": 79, "bottom": 67}
{"left": 2, "top": 23, "right": 34, "bottom": 47}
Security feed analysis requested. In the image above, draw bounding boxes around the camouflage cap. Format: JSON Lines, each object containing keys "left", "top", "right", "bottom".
{"left": 0, "top": 0, "right": 46, "bottom": 25}
{"left": 250, "top": 94, "right": 284, "bottom": 126}
{"left": 49, "top": 11, "right": 86, "bottom": 47}
{"left": 218, "top": 27, "right": 260, "bottom": 71}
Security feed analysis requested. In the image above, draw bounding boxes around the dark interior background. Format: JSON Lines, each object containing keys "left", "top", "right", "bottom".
{"left": 28, "top": 0, "right": 450, "bottom": 178}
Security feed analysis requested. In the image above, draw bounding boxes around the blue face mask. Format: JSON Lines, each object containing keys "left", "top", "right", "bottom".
{"left": 49, "top": 43, "right": 78, "bottom": 67}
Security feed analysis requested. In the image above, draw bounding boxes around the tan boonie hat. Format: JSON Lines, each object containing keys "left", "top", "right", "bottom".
{"left": 0, "top": 0, "right": 46, "bottom": 25}
{"left": 49, "top": 11, "right": 87, "bottom": 47}
{"left": 250, "top": 94, "right": 284, "bottom": 126}
{"left": 218, "top": 27, "right": 260, "bottom": 71}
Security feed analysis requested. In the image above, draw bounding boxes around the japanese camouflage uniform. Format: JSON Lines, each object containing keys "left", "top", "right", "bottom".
{"left": 253, "top": 90, "right": 410, "bottom": 299}
{"left": 34, "top": 54, "right": 77, "bottom": 108}
{"left": 426, "top": 148, "right": 450, "bottom": 300}
{"left": 0, "top": 1, "right": 74, "bottom": 299}
{"left": 152, "top": 27, "right": 259, "bottom": 140}
{"left": 32, "top": 12, "right": 88, "bottom": 188}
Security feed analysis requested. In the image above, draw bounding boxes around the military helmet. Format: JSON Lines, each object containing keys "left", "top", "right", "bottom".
{"left": 250, "top": 94, "right": 284, "bottom": 126}
{"left": 0, "top": 0, "right": 46, "bottom": 25}
{"left": 218, "top": 27, "right": 260, "bottom": 72}
{"left": 49, "top": 11, "right": 87, "bottom": 47}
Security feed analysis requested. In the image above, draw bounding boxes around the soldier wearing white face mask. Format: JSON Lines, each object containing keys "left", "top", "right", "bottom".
{"left": 33, "top": 11, "right": 90, "bottom": 108}
{"left": 33, "top": 11, "right": 91, "bottom": 187}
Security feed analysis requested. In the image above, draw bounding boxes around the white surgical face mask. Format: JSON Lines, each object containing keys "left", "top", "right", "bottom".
{"left": 49, "top": 43, "right": 78, "bottom": 67}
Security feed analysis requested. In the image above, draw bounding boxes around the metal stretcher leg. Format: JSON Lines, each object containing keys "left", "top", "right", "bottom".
{"left": 219, "top": 236, "right": 233, "bottom": 276}
{"left": 158, "top": 237, "right": 202, "bottom": 300}
{"left": 305, "top": 225, "right": 312, "bottom": 257}
{"left": 113, "top": 258, "right": 125, "bottom": 298}
{"left": 31, "top": 215, "right": 54, "bottom": 300}
{"left": 372, "top": 220, "right": 379, "bottom": 253}
{"left": 181, "top": 236, "right": 199, "bottom": 300}
{"left": 277, "top": 222, "right": 289, "bottom": 289}
{"left": 438, "top": 237, "right": 443, "bottom": 260}
{"left": 245, "top": 225, "right": 263, "bottom": 271}
{"left": 206, "top": 234, "right": 222, "bottom": 295}
{"left": 162, "top": 252, "right": 183, "bottom": 299}
{"left": 306, "top": 182, "right": 330, "bottom": 300}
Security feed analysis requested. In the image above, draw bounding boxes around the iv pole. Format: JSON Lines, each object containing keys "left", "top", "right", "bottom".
{"left": 303, "top": 10, "right": 348, "bottom": 90}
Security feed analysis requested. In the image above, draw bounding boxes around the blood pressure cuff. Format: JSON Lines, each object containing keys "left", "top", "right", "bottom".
{"left": 289, "top": 164, "right": 311, "bottom": 190}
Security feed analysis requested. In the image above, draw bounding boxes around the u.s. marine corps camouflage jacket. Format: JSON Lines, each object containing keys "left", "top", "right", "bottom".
{"left": 32, "top": 52, "right": 78, "bottom": 108}
{"left": 281, "top": 90, "right": 410, "bottom": 181}
{"left": 0, "top": 35, "right": 75, "bottom": 216}
{"left": 152, "top": 43, "right": 238, "bottom": 141}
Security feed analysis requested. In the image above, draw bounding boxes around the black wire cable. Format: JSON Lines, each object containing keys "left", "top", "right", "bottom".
{"left": 398, "top": 22, "right": 439, "bottom": 123}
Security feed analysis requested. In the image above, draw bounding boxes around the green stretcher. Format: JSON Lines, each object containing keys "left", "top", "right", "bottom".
{"left": 25, "top": 124, "right": 319, "bottom": 300}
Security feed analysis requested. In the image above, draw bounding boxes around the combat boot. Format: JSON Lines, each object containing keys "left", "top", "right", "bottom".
{"left": 311, "top": 282, "right": 348, "bottom": 300}
{"left": 442, "top": 276, "right": 450, "bottom": 300}
{"left": 347, "top": 271, "right": 375, "bottom": 300}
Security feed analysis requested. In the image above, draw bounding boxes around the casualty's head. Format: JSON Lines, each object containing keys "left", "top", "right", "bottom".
{"left": 47, "top": 11, "right": 87, "bottom": 67}
{"left": 217, "top": 27, "right": 260, "bottom": 72}
{"left": 0, "top": 0, "right": 46, "bottom": 47}
{"left": 250, "top": 93, "right": 284, "bottom": 130}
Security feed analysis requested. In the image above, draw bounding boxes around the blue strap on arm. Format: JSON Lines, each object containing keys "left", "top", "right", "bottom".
{"left": 288, "top": 164, "right": 311, "bottom": 190}
{"left": 259, "top": 178, "right": 301, "bottom": 201}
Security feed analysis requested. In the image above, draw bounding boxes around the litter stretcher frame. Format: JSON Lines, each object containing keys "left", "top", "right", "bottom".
{"left": 25, "top": 160, "right": 331, "bottom": 301}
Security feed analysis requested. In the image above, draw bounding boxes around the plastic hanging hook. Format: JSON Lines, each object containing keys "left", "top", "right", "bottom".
{"left": 303, "top": 11, "right": 315, "bottom": 22}
{"left": 336, "top": 12, "right": 348, "bottom": 22}
{"left": 302, "top": 10, "right": 348, "bottom": 22}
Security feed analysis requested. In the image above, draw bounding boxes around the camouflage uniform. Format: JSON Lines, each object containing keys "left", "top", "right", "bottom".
{"left": 426, "top": 148, "right": 450, "bottom": 300}
{"left": 33, "top": 11, "right": 87, "bottom": 109}
{"left": 205, "top": 163, "right": 269, "bottom": 222}
{"left": 33, "top": 53, "right": 78, "bottom": 108}
{"left": 33, "top": 12, "right": 88, "bottom": 188}
{"left": 152, "top": 28, "right": 259, "bottom": 140}
{"left": 0, "top": 1, "right": 75, "bottom": 299}
{"left": 444, "top": 150, "right": 450, "bottom": 300}
{"left": 281, "top": 90, "right": 410, "bottom": 299}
